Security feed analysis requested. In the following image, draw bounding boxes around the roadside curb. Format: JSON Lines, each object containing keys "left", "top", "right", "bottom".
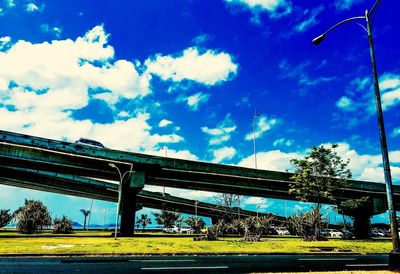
{"left": 0, "top": 252, "right": 381, "bottom": 258}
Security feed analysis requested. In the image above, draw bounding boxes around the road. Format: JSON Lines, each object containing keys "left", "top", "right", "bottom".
{"left": 0, "top": 254, "right": 389, "bottom": 273}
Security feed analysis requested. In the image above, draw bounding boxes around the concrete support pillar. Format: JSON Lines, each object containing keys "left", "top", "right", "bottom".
{"left": 119, "top": 171, "right": 145, "bottom": 237}
{"left": 120, "top": 187, "right": 138, "bottom": 236}
{"left": 341, "top": 198, "right": 381, "bottom": 239}
{"left": 352, "top": 212, "right": 371, "bottom": 239}
{"left": 211, "top": 217, "right": 219, "bottom": 225}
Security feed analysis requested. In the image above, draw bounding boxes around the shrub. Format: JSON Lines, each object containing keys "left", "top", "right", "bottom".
{"left": 290, "top": 208, "right": 326, "bottom": 241}
{"left": 53, "top": 215, "right": 73, "bottom": 234}
{"left": 0, "top": 209, "right": 13, "bottom": 229}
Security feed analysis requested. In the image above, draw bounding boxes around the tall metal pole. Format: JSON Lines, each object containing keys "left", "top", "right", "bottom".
{"left": 253, "top": 108, "right": 260, "bottom": 169}
{"left": 162, "top": 146, "right": 167, "bottom": 196}
{"left": 311, "top": 1, "right": 399, "bottom": 261}
{"left": 114, "top": 168, "right": 123, "bottom": 240}
{"left": 87, "top": 199, "right": 93, "bottom": 231}
{"left": 365, "top": 10, "right": 399, "bottom": 252}
{"left": 195, "top": 200, "right": 198, "bottom": 231}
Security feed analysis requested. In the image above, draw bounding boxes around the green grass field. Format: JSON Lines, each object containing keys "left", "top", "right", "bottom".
{"left": 0, "top": 231, "right": 392, "bottom": 255}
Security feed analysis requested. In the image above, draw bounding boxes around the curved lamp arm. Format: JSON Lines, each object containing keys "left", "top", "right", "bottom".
{"left": 312, "top": 16, "right": 365, "bottom": 45}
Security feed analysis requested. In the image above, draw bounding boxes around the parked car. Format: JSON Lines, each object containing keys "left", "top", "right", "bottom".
{"left": 322, "top": 229, "right": 343, "bottom": 237}
{"left": 370, "top": 229, "right": 386, "bottom": 237}
{"left": 340, "top": 229, "right": 354, "bottom": 239}
{"left": 321, "top": 229, "right": 330, "bottom": 237}
{"left": 275, "top": 227, "right": 290, "bottom": 235}
{"left": 329, "top": 229, "right": 344, "bottom": 237}
{"left": 163, "top": 225, "right": 192, "bottom": 234}
{"left": 75, "top": 138, "right": 105, "bottom": 148}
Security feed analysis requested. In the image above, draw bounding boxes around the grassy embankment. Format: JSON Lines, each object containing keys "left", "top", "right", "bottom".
{"left": 0, "top": 230, "right": 392, "bottom": 255}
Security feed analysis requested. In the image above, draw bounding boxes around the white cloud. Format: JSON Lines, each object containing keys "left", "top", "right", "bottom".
{"left": 239, "top": 150, "right": 300, "bottom": 171}
{"left": 294, "top": 5, "right": 324, "bottom": 33}
{"left": 0, "top": 25, "right": 191, "bottom": 154}
{"left": 26, "top": 3, "right": 39, "bottom": 12}
{"left": 244, "top": 116, "right": 279, "bottom": 141}
{"left": 212, "top": 146, "right": 236, "bottom": 163}
{"left": 381, "top": 74, "right": 400, "bottom": 111}
{"left": 0, "top": 36, "right": 11, "bottom": 50}
{"left": 244, "top": 197, "right": 271, "bottom": 209}
{"left": 6, "top": 0, "right": 15, "bottom": 8}
{"left": 159, "top": 119, "right": 173, "bottom": 127}
{"left": 192, "top": 34, "right": 210, "bottom": 45}
{"left": 334, "top": 0, "right": 363, "bottom": 11}
{"left": 320, "top": 143, "right": 400, "bottom": 183}
{"left": 336, "top": 96, "right": 356, "bottom": 111}
{"left": 201, "top": 114, "right": 237, "bottom": 146}
{"left": 144, "top": 185, "right": 217, "bottom": 202}
{"left": 40, "top": 24, "right": 63, "bottom": 38}
{"left": 145, "top": 47, "right": 238, "bottom": 85}
{"left": 225, "top": 0, "right": 292, "bottom": 18}
{"left": 392, "top": 128, "right": 400, "bottom": 137}
{"left": 237, "top": 142, "right": 400, "bottom": 183}
{"left": 186, "top": 92, "right": 210, "bottom": 110}
{"left": 273, "top": 138, "right": 293, "bottom": 147}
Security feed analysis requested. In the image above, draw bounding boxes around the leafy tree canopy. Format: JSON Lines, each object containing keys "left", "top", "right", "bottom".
{"left": 185, "top": 216, "right": 205, "bottom": 233}
{"left": 136, "top": 214, "right": 152, "bottom": 232}
{"left": 289, "top": 144, "right": 352, "bottom": 207}
{"left": 0, "top": 209, "right": 13, "bottom": 229}
{"left": 152, "top": 209, "right": 180, "bottom": 228}
{"left": 14, "top": 199, "right": 51, "bottom": 234}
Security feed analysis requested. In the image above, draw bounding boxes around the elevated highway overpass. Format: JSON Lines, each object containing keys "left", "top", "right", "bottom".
{"left": 0, "top": 165, "right": 277, "bottom": 223}
{"left": 0, "top": 130, "right": 399, "bottom": 235}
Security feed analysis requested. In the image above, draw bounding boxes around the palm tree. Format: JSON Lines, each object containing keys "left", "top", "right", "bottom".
{"left": 80, "top": 209, "right": 90, "bottom": 230}
{"left": 136, "top": 214, "right": 152, "bottom": 232}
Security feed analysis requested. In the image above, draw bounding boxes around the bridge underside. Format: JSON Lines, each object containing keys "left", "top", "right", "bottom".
{"left": 0, "top": 130, "right": 399, "bottom": 236}
{"left": 0, "top": 165, "right": 279, "bottom": 222}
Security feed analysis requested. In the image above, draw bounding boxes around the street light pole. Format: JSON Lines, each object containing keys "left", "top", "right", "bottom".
{"left": 109, "top": 163, "right": 134, "bottom": 240}
{"left": 161, "top": 146, "right": 167, "bottom": 196}
{"left": 256, "top": 205, "right": 261, "bottom": 218}
{"left": 195, "top": 200, "right": 199, "bottom": 231}
{"left": 253, "top": 108, "right": 261, "bottom": 169}
{"left": 312, "top": 0, "right": 399, "bottom": 261}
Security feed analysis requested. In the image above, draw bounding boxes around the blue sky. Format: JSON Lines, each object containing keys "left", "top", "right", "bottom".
{"left": 0, "top": 0, "right": 399, "bottom": 226}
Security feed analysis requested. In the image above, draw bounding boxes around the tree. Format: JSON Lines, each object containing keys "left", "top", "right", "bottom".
{"left": 53, "top": 215, "right": 73, "bottom": 234}
{"left": 185, "top": 217, "right": 205, "bottom": 233}
{"left": 289, "top": 208, "right": 326, "bottom": 241}
{"left": 152, "top": 209, "right": 180, "bottom": 229}
{"left": 213, "top": 194, "right": 244, "bottom": 222}
{"left": 255, "top": 215, "right": 276, "bottom": 236}
{"left": 136, "top": 214, "right": 152, "bottom": 232}
{"left": 0, "top": 209, "right": 13, "bottom": 229}
{"left": 14, "top": 199, "right": 51, "bottom": 234}
{"left": 80, "top": 209, "right": 90, "bottom": 230}
{"left": 242, "top": 217, "right": 259, "bottom": 241}
{"left": 227, "top": 218, "right": 243, "bottom": 235}
{"left": 289, "top": 144, "right": 351, "bottom": 240}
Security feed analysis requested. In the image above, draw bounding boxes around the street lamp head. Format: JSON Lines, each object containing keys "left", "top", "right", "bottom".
{"left": 108, "top": 163, "right": 116, "bottom": 168}
{"left": 312, "top": 34, "right": 326, "bottom": 46}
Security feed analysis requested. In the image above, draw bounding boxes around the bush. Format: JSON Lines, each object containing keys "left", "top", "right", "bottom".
{"left": 185, "top": 217, "right": 205, "bottom": 234}
{"left": 0, "top": 209, "right": 13, "bottom": 229}
{"left": 53, "top": 216, "right": 73, "bottom": 234}
{"left": 290, "top": 208, "right": 326, "bottom": 241}
{"left": 14, "top": 199, "right": 52, "bottom": 234}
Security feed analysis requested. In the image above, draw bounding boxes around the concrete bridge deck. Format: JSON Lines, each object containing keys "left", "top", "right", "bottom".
{"left": 0, "top": 130, "right": 398, "bottom": 236}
